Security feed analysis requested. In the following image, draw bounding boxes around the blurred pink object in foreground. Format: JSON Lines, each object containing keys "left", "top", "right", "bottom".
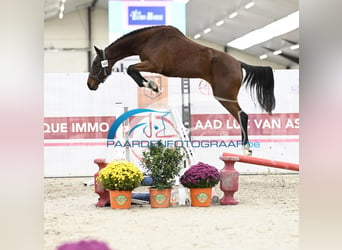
{"left": 56, "top": 239, "right": 112, "bottom": 250}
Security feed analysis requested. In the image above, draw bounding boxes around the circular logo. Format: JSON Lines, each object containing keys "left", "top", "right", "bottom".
{"left": 198, "top": 80, "right": 213, "bottom": 96}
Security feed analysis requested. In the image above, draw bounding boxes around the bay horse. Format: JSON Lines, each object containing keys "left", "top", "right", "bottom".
{"left": 87, "top": 25, "right": 275, "bottom": 155}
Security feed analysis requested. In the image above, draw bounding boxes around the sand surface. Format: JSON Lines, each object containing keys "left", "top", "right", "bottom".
{"left": 44, "top": 174, "right": 299, "bottom": 250}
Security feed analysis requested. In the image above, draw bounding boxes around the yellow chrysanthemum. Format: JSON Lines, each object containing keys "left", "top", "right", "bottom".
{"left": 97, "top": 160, "right": 144, "bottom": 191}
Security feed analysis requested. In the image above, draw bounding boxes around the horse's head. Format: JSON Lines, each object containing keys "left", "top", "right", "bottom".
{"left": 87, "top": 46, "right": 113, "bottom": 90}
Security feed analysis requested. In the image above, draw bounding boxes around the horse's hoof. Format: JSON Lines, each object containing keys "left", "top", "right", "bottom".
{"left": 242, "top": 147, "right": 252, "bottom": 156}
{"left": 148, "top": 80, "right": 159, "bottom": 92}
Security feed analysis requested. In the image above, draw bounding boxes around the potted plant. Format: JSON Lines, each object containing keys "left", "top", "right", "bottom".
{"left": 97, "top": 160, "right": 144, "bottom": 209}
{"left": 141, "top": 141, "right": 184, "bottom": 208}
{"left": 180, "top": 162, "right": 220, "bottom": 207}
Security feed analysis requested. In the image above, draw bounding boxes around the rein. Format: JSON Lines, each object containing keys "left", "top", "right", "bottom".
{"left": 89, "top": 50, "right": 110, "bottom": 83}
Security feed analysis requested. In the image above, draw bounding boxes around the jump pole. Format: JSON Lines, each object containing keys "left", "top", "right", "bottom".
{"left": 222, "top": 152, "right": 299, "bottom": 171}
{"left": 219, "top": 152, "right": 299, "bottom": 205}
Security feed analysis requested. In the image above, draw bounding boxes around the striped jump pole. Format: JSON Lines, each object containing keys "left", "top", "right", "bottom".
{"left": 219, "top": 153, "right": 299, "bottom": 205}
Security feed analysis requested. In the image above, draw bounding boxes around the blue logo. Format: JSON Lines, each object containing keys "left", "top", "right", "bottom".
{"left": 106, "top": 108, "right": 261, "bottom": 150}
{"left": 128, "top": 6, "right": 166, "bottom": 25}
{"left": 107, "top": 108, "right": 170, "bottom": 141}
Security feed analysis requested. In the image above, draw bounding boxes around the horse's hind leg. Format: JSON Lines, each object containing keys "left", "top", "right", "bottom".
{"left": 127, "top": 61, "right": 160, "bottom": 92}
{"left": 217, "top": 98, "right": 252, "bottom": 156}
{"left": 210, "top": 55, "right": 252, "bottom": 155}
{"left": 237, "top": 110, "right": 252, "bottom": 156}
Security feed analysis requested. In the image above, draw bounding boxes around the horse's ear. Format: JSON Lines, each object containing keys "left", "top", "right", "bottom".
{"left": 94, "top": 46, "right": 101, "bottom": 55}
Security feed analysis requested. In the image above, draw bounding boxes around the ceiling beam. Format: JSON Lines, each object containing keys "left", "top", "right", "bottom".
{"left": 282, "top": 39, "right": 297, "bottom": 45}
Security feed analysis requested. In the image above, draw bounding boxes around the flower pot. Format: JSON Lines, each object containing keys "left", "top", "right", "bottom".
{"left": 149, "top": 188, "right": 171, "bottom": 208}
{"left": 190, "top": 188, "right": 212, "bottom": 207}
{"left": 109, "top": 190, "right": 132, "bottom": 209}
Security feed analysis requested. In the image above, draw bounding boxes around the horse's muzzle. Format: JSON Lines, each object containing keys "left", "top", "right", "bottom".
{"left": 87, "top": 77, "right": 99, "bottom": 90}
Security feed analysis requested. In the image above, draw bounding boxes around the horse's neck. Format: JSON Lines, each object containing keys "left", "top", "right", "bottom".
{"left": 106, "top": 38, "right": 141, "bottom": 62}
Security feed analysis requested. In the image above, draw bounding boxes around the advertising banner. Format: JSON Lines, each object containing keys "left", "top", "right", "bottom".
{"left": 44, "top": 70, "right": 299, "bottom": 176}
{"left": 108, "top": 0, "right": 186, "bottom": 42}
{"left": 128, "top": 6, "right": 166, "bottom": 25}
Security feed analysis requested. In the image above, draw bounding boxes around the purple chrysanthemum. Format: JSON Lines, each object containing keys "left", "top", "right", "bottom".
{"left": 180, "top": 162, "right": 220, "bottom": 188}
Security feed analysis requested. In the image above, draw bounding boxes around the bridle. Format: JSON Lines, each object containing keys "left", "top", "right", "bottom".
{"left": 89, "top": 49, "right": 110, "bottom": 83}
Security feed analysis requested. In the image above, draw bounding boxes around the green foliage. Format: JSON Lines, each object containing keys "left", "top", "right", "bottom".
{"left": 141, "top": 141, "right": 184, "bottom": 190}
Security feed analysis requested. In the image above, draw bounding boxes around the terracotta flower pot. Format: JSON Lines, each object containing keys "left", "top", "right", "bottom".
{"left": 149, "top": 188, "right": 171, "bottom": 208}
{"left": 109, "top": 190, "right": 132, "bottom": 209}
{"left": 190, "top": 188, "right": 212, "bottom": 207}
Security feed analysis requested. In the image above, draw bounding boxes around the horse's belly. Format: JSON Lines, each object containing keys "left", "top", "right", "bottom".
{"left": 161, "top": 55, "right": 203, "bottom": 75}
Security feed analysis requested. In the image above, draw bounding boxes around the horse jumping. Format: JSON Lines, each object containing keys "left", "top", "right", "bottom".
{"left": 87, "top": 25, "right": 275, "bottom": 155}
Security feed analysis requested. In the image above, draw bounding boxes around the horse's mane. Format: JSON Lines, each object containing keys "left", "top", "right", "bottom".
{"left": 112, "top": 25, "right": 166, "bottom": 44}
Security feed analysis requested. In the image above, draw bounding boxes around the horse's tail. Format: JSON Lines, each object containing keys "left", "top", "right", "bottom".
{"left": 241, "top": 62, "right": 275, "bottom": 114}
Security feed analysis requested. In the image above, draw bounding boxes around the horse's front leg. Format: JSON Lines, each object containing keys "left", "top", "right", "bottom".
{"left": 127, "top": 62, "right": 160, "bottom": 93}
{"left": 127, "top": 65, "right": 148, "bottom": 87}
